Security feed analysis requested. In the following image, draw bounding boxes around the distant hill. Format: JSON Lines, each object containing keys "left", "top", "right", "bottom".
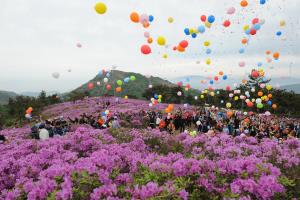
{"left": 281, "top": 84, "right": 300, "bottom": 94}
{"left": 71, "top": 70, "right": 176, "bottom": 99}
{"left": 0, "top": 91, "right": 17, "bottom": 105}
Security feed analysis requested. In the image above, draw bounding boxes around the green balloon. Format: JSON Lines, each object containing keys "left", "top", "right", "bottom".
{"left": 130, "top": 76, "right": 136, "bottom": 81}
{"left": 117, "top": 80, "right": 123, "bottom": 86}
{"left": 257, "top": 103, "right": 264, "bottom": 109}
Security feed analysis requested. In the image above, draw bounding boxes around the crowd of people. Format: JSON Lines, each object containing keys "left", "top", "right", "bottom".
{"left": 146, "top": 107, "right": 300, "bottom": 141}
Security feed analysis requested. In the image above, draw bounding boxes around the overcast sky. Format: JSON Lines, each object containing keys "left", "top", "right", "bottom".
{"left": 0, "top": 0, "right": 299, "bottom": 93}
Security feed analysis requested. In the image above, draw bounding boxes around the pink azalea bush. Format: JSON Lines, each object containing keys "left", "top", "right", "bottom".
{"left": 1, "top": 125, "right": 299, "bottom": 200}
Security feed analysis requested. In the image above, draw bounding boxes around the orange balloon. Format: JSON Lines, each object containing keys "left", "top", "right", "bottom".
{"left": 177, "top": 45, "right": 185, "bottom": 52}
{"left": 258, "top": 91, "right": 263, "bottom": 97}
{"left": 130, "top": 12, "right": 139, "bottom": 23}
{"left": 227, "top": 111, "right": 233, "bottom": 118}
{"left": 165, "top": 108, "right": 171, "bottom": 113}
{"left": 219, "top": 71, "right": 224, "bottom": 76}
{"left": 26, "top": 110, "right": 32, "bottom": 114}
{"left": 147, "top": 37, "right": 153, "bottom": 44}
{"left": 143, "top": 22, "right": 150, "bottom": 28}
{"left": 273, "top": 52, "right": 280, "bottom": 59}
{"left": 272, "top": 104, "right": 277, "bottom": 109}
{"left": 268, "top": 94, "right": 273, "bottom": 98}
{"left": 115, "top": 87, "right": 122, "bottom": 93}
{"left": 240, "top": 0, "right": 248, "bottom": 7}
{"left": 168, "top": 104, "right": 174, "bottom": 110}
{"left": 241, "top": 38, "right": 248, "bottom": 44}
{"left": 266, "top": 50, "right": 271, "bottom": 55}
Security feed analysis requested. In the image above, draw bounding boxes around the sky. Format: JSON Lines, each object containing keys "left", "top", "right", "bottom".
{"left": 0, "top": 0, "right": 300, "bottom": 93}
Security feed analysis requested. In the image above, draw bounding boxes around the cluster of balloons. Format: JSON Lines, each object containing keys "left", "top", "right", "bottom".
{"left": 183, "top": 14, "right": 215, "bottom": 39}
{"left": 173, "top": 40, "right": 189, "bottom": 53}
{"left": 244, "top": 17, "right": 265, "bottom": 36}
{"left": 266, "top": 50, "right": 280, "bottom": 61}
{"left": 25, "top": 107, "right": 33, "bottom": 119}
{"left": 130, "top": 11, "right": 154, "bottom": 28}
{"left": 208, "top": 71, "right": 228, "bottom": 85}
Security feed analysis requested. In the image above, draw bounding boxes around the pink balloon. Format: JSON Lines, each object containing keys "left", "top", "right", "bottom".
{"left": 239, "top": 61, "right": 246, "bottom": 67}
{"left": 227, "top": 7, "right": 236, "bottom": 15}
{"left": 139, "top": 14, "right": 149, "bottom": 24}
{"left": 144, "top": 32, "right": 150, "bottom": 38}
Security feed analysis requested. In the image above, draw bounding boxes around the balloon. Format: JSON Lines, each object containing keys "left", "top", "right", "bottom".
{"left": 223, "top": 20, "right": 231, "bottom": 27}
{"left": 177, "top": 45, "right": 185, "bottom": 52}
{"left": 139, "top": 14, "right": 149, "bottom": 24}
{"left": 219, "top": 71, "right": 224, "bottom": 76}
{"left": 207, "top": 15, "right": 215, "bottom": 23}
{"left": 148, "top": 15, "right": 154, "bottom": 22}
{"left": 279, "top": 20, "right": 286, "bottom": 27}
{"left": 251, "top": 70, "right": 259, "bottom": 78}
{"left": 168, "top": 17, "right": 174, "bottom": 23}
{"left": 227, "top": 111, "right": 233, "bottom": 118}
{"left": 241, "top": 38, "right": 248, "bottom": 44}
{"left": 115, "top": 87, "right": 122, "bottom": 93}
{"left": 226, "top": 86, "right": 231, "bottom": 91}
{"left": 240, "top": 0, "right": 248, "bottom": 7}
{"left": 142, "top": 22, "right": 150, "bottom": 28}
{"left": 239, "top": 61, "right": 246, "bottom": 67}
{"left": 252, "top": 18, "right": 259, "bottom": 24}
{"left": 206, "top": 48, "right": 212, "bottom": 54}
{"left": 204, "top": 41, "right": 210, "bottom": 47}
{"left": 209, "top": 80, "right": 214, "bottom": 85}
{"left": 276, "top": 31, "right": 282, "bottom": 36}
{"left": 268, "top": 94, "right": 273, "bottom": 98}
{"left": 144, "top": 32, "right": 150, "bottom": 38}
{"left": 184, "top": 28, "right": 190, "bottom": 35}
{"left": 105, "top": 84, "right": 111, "bottom": 91}
{"left": 117, "top": 80, "right": 123, "bottom": 86}
{"left": 106, "top": 72, "right": 110, "bottom": 77}
{"left": 147, "top": 37, "right": 153, "bottom": 44}
{"left": 206, "top": 58, "right": 211, "bottom": 65}
{"left": 250, "top": 29, "right": 257, "bottom": 35}
{"left": 130, "top": 76, "right": 136, "bottom": 81}
{"left": 130, "top": 12, "right": 139, "bottom": 23}
{"left": 197, "top": 25, "right": 205, "bottom": 34}
{"left": 253, "top": 24, "right": 261, "bottom": 30}
{"left": 177, "top": 91, "right": 182, "bottom": 96}
{"left": 234, "top": 96, "right": 239, "bottom": 101}
{"left": 205, "top": 21, "right": 212, "bottom": 28}
{"left": 94, "top": 2, "right": 107, "bottom": 15}
{"left": 200, "top": 15, "right": 206, "bottom": 22}
{"left": 148, "top": 84, "right": 153, "bottom": 89}
{"left": 52, "top": 72, "right": 60, "bottom": 79}
{"left": 157, "top": 36, "right": 166, "bottom": 46}
{"left": 104, "top": 78, "right": 108, "bottom": 83}
{"left": 257, "top": 103, "right": 264, "bottom": 109}
{"left": 266, "top": 85, "right": 272, "bottom": 91}
{"left": 227, "top": 7, "right": 236, "bottom": 15}
{"left": 191, "top": 33, "right": 197, "bottom": 38}
{"left": 239, "top": 48, "right": 245, "bottom": 54}
{"left": 25, "top": 114, "right": 32, "bottom": 119}
{"left": 163, "top": 54, "right": 168, "bottom": 59}
{"left": 96, "top": 81, "right": 101, "bottom": 86}
{"left": 141, "top": 44, "right": 151, "bottom": 55}
{"left": 223, "top": 75, "right": 228, "bottom": 80}
{"left": 272, "top": 104, "right": 277, "bottom": 109}
{"left": 258, "top": 91, "right": 263, "bottom": 97}
{"left": 214, "top": 76, "right": 218, "bottom": 81}
{"left": 88, "top": 83, "right": 94, "bottom": 90}
{"left": 267, "top": 100, "right": 272, "bottom": 106}
{"left": 243, "top": 25, "right": 250, "bottom": 31}
{"left": 247, "top": 101, "right": 254, "bottom": 107}
{"left": 260, "top": 0, "right": 266, "bottom": 4}
{"left": 226, "top": 103, "right": 232, "bottom": 108}
{"left": 273, "top": 52, "right": 280, "bottom": 59}
{"left": 179, "top": 40, "right": 189, "bottom": 48}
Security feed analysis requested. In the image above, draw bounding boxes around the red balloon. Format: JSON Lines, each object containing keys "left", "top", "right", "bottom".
{"left": 252, "top": 18, "right": 259, "bottom": 24}
{"left": 88, "top": 83, "right": 94, "bottom": 90}
{"left": 250, "top": 29, "right": 257, "bottom": 35}
{"left": 251, "top": 70, "right": 259, "bottom": 78}
{"left": 140, "top": 44, "right": 151, "bottom": 55}
{"left": 200, "top": 15, "right": 206, "bottom": 22}
{"left": 173, "top": 46, "right": 177, "bottom": 51}
{"left": 106, "top": 84, "right": 111, "bottom": 90}
{"left": 214, "top": 76, "right": 219, "bottom": 81}
{"left": 179, "top": 40, "right": 189, "bottom": 48}
{"left": 186, "top": 84, "right": 191, "bottom": 89}
{"left": 223, "top": 20, "right": 231, "bottom": 27}
{"left": 177, "top": 82, "right": 183, "bottom": 86}
{"left": 247, "top": 101, "right": 254, "bottom": 107}
{"left": 226, "top": 86, "right": 231, "bottom": 91}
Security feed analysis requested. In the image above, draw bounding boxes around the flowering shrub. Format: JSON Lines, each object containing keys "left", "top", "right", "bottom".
{"left": 1, "top": 125, "right": 299, "bottom": 200}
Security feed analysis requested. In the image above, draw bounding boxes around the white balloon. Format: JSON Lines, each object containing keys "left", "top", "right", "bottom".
{"left": 96, "top": 81, "right": 101, "bottom": 86}
{"left": 148, "top": 84, "right": 153, "bottom": 88}
{"left": 196, "top": 121, "right": 201, "bottom": 126}
{"left": 104, "top": 78, "right": 108, "bottom": 83}
{"left": 177, "top": 91, "right": 182, "bottom": 96}
{"left": 52, "top": 72, "right": 60, "bottom": 79}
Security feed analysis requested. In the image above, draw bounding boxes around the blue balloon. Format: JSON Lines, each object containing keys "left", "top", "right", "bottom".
{"left": 149, "top": 15, "right": 154, "bottom": 22}
{"left": 253, "top": 24, "right": 261, "bottom": 30}
{"left": 186, "top": 77, "right": 190, "bottom": 82}
{"left": 106, "top": 73, "right": 110, "bottom": 77}
{"left": 223, "top": 75, "right": 228, "bottom": 80}
{"left": 101, "top": 112, "right": 106, "bottom": 116}
{"left": 184, "top": 28, "right": 190, "bottom": 35}
{"left": 191, "top": 33, "right": 197, "bottom": 38}
{"left": 154, "top": 94, "right": 158, "bottom": 99}
{"left": 268, "top": 101, "right": 272, "bottom": 106}
{"left": 260, "top": 0, "right": 266, "bottom": 4}
{"left": 245, "top": 29, "right": 251, "bottom": 35}
{"left": 209, "top": 80, "right": 214, "bottom": 84}
{"left": 98, "top": 71, "right": 103, "bottom": 76}
{"left": 198, "top": 25, "right": 205, "bottom": 33}
{"left": 257, "top": 62, "right": 263, "bottom": 67}
{"left": 206, "top": 48, "right": 212, "bottom": 54}
{"left": 207, "top": 15, "right": 215, "bottom": 23}
{"left": 239, "top": 48, "right": 245, "bottom": 54}
{"left": 124, "top": 77, "right": 130, "bottom": 83}
{"left": 276, "top": 31, "right": 282, "bottom": 36}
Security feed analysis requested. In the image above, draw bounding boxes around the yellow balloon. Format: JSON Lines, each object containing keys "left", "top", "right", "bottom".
{"left": 226, "top": 102, "right": 232, "bottom": 108}
{"left": 168, "top": 17, "right": 174, "bottom": 23}
{"left": 157, "top": 36, "right": 166, "bottom": 46}
{"left": 124, "top": 95, "right": 128, "bottom": 99}
{"left": 243, "top": 25, "right": 250, "bottom": 31}
{"left": 279, "top": 20, "right": 286, "bottom": 27}
{"left": 158, "top": 95, "right": 162, "bottom": 99}
{"left": 163, "top": 54, "right": 168, "bottom": 59}
{"left": 205, "top": 21, "right": 212, "bottom": 28}
{"left": 206, "top": 58, "right": 211, "bottom": 65}
{"left": 204, "top": 41, "right": 210, "bottom": 47}
{"left": 234, "top": 96, "right": 239, "bottom": 101}
{"left": 200, "top": 95, "right": 205, "bottom": 99}
{"left": 266, "top": 85, "right": 272, "bottom": 91}
{"left": 210, "top": 92, "right": 215, "bottom": 97}
{"left": 94, "top": 2, "right": 107, "bottom": 14}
